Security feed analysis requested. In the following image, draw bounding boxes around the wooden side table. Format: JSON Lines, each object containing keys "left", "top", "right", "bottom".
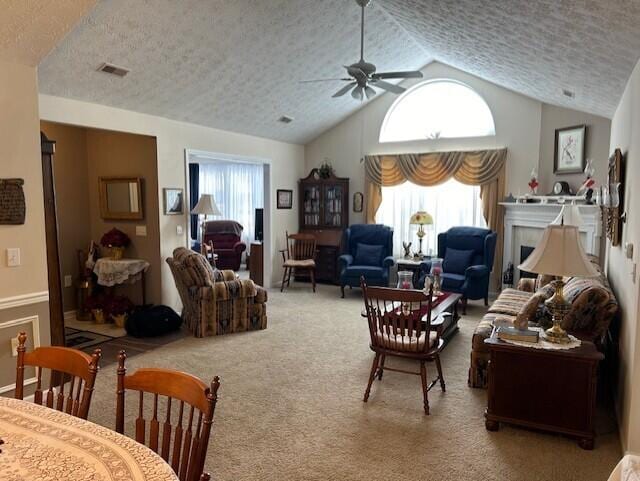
{"left": 484, "top": 336, "right": 603, "bottom": 449}
{"left": 396, "top": 257, "right": 428, "bottom": 286}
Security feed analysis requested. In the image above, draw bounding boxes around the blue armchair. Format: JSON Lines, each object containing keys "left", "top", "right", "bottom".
{"left": 419, "top": 227, "right": 497, "bottom": 313}
{"left": 339, "top": 224, "right": 395, "bottom": 297}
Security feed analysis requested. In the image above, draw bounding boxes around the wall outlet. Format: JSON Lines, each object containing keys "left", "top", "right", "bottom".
{"left": 177, "top": 225, "right": 184, "bottom": 235}
{"left": 64, "top": 275, "right": 73, "bottom": 288}
{"left": 6, "top": 248, "right": 20, "bottom": 267}
{"left": 10, "top": 336, "right": 19, "bottom": 357}
{"left": 135, "top": 225, "right": 147, "bottom": 237}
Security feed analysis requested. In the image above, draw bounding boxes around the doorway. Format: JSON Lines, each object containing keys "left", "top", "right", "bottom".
{"left": 185, "top": 150, "right": 272, "bottom": 287}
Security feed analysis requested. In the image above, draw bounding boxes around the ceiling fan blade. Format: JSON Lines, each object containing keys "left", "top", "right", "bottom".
{"left": 351, "top": 85, "right": 364, "bottom": 101}
{"left": 371, "top": 79, "right": 406, "bottom": 95}
{"left": 332, "top": 82, "right": 357, "bottom": 98}
{"left": 300, "top": 78, "right": 352, "bottom": 83}
{"left": 373, "top": 70, "right": 423, "bottom": 80}
{"left": 364, "top": 85, "right": 376, "bottom": 99}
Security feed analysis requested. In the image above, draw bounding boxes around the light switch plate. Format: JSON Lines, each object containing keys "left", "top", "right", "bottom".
{"left": 6, "top": 248, "right": 20, "bottom": 267}
{"left": 177, "top": 225, "right": 184, "bottom": 235}
{"left": 135, "top": 225, "right": 147, "bottom": 237}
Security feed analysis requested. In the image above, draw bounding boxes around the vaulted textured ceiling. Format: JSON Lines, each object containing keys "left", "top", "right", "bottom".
{"left": 38, "top": 0, "right": 640, "bottom": 144}
{"left": 37, "top": 0, "right": 428, "bottom": 144}
{"left": 0, "top": 0, "right": 97, "bottom": 66}
{"left": 381, "top": 0, "right": 640, "bottom": 120}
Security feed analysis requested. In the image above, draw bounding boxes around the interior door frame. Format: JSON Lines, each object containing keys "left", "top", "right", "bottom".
{"left": 41, "top": 132, "right": 65, "bottom": 346}
{"left": 184, "top": 149, "right": 273, "bottom": 287}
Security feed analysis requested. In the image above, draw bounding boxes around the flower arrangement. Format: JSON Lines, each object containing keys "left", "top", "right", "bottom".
{"left": 528, "top": 168, "right": 539, "bottom": 195}
{"left": 101, "top": 228, "right": 130, "bottom": 259}
{"left": 100, "top": 228, "right": 130, "bottom": 248}
{"left": 104, "top": 295, "right": 133, "bottom": 317}
{"left": 318, "top": 161, "right": 334, "bottom": 179}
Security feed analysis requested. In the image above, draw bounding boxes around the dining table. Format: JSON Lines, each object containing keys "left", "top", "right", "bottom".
{"left": 0, "top": 396, "right": 178, "bottom": 481}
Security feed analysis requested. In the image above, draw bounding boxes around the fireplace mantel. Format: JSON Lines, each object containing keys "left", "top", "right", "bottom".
{"left": 500, "top": 202, "right": 602, "bottom": 288}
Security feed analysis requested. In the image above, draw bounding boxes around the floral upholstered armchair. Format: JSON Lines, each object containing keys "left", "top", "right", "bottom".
{"left": 166, "top": 247, "right": 267, "bottom": 337}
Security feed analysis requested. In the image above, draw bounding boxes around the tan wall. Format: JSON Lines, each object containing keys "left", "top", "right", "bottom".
{"left": 0, "top": 59, "right": 51, "bottom": 393}
{"left": 40, "top": 122, "right": 91, "bottom": 312}
{"left": 538, "top": 104, "right": 611, "bottom": 194}
{"left": 85, "top": 129, "right": 161, "bottom": 305}
{"left": 607, "top": 58, "right": 640, "bottom": 454}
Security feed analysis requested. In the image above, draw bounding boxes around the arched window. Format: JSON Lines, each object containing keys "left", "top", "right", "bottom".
{"left": 379, "top": 79, "right": 496, "bottom": 142}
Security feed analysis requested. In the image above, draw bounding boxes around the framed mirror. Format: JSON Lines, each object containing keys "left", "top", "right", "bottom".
{"left": 99, "top": 177, "right": 144, "bottom": 220}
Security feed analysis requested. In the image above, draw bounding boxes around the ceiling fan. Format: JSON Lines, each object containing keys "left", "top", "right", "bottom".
{"left": 301, "top": 0, "right": 423, "bottom": 101}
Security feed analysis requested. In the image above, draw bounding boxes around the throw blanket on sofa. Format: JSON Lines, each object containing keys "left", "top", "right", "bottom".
{"left": 205, "top": 220, "right": 243, "bottom": 237}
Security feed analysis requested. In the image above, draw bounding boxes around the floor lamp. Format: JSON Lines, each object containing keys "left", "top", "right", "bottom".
{"left": 191, "top": 194, "right": 221, "bottom": 243}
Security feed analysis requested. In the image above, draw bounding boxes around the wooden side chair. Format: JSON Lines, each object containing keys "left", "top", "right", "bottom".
{"left": 361, "top": 280, "right": 445, "bottom": 414}
{"left": 116, "top": 351, "right": 221, "bottom": 481}
{"left": 200, "top": 474, "right": 211, "bottom": 481}
{"left": 280, "top": 231, "right": 317, "bottom": 292}
{"left": 200, "top": 240, "right": 217, "bottom": 268}
{"left": 15, "top": 332, "right": 101, "bottom": 420}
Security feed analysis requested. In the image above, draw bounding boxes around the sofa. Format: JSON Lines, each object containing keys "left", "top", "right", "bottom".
{"left": 338, "top": 224, "right": 394, "bottom": 297}
{"left": 203, "top": 220, "right": 246, "bottom": 271}
{"left": 166, "top": 247, "right": 267, "bottom": 337}
{"left": 419, "top": 227, "right": 497, "bottom": 313}
{"left": 468, "top": 255, "right": 618, "bottom": 388}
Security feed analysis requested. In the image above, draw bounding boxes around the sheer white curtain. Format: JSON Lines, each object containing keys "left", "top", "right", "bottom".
{"left": 375, "top": 179, "right": 486, "bottom": 258}
{"left": 198, "top": 160, "right": 264, "bottom": 246}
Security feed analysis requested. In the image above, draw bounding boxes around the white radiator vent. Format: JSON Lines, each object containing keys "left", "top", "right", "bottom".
{"left": 562, "top": 89, "right": 575, "bottom": 98}
{"left": 97, "top": 62, "right": 129, "bottom": 77}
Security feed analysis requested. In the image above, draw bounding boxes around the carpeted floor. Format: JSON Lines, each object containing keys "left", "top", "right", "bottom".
{"left": 86, "top": 284, "right": 621, "bottom": 481}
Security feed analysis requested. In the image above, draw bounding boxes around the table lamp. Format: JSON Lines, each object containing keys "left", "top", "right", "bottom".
{"left": 191, "top": 194, "right": 221, "bottom": 241}
{"left": 518, "top": 223, "right": 598, "bottom": 343}
{"left": 409, "top": 211, "right": 433, "bottom": 258}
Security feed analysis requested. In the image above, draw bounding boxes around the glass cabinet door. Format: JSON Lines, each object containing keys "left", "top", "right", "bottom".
{"left": 302, "top": 185, "right": 321, "bottom": 227}
{"left": 323, "top": 185, "right": 344, "bottom": 227}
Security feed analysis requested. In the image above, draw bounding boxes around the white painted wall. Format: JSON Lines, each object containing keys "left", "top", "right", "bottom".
{"left": 305, "top": 62, "right": 544, "bottom": 223}
{"left": 39, "top": 94, "right": 305, "bottom": 309}
{"left": 606, "top": 58, "right": 640, "bottom": 454}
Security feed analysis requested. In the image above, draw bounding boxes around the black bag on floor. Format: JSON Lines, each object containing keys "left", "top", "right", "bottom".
{"left": 125, "top": 305, "right": 182, "bottom": 338}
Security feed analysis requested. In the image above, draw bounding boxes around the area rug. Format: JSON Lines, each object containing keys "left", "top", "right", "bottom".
{"left": 85, "top": 285, "right": 621, "bottom": 481}
{"left": 64, "top": 328, "right": 114, "bottom": 350}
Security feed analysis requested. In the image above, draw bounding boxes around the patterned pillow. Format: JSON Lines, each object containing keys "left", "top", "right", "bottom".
{"left": 514, "top": 293, "right": 544, "bottom": 329}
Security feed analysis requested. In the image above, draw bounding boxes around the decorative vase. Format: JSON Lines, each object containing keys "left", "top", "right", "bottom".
{"left": 397, "top": 271, "right": 414, "bottom": 290}
{"left": 112, "top": 313, "right": 127, "bottom": 328}
{"left": 111, "top": 246, "right": 125, "bottom": 260}
{"left": 430, "top": 258, "right": 443, "bottom": 295}
{"left": 92, "top": 308, "right": 105, "bottom": 324}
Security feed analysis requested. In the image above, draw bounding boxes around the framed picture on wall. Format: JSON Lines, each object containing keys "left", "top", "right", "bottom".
{"left": 353, "top": 192, "right": 363, "bottom": 213}
{"left": 554, "top": 125, "right": 586, "bottom": 174}
{"left": 277, "top": 189, "right": 293, "bottom": 209}
{"left": 163, "top": 188, "right": 184, "bottom": 215}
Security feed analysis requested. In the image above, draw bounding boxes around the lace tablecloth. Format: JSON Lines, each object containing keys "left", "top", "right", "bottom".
{"left": 94, "top": 258, "right": 150, "bottom": 287}
{"left": 608, "top": 455, "right": 640, "bottom": 481}
{"left": 0, "top": 397, "right": 177, "bottom": 481}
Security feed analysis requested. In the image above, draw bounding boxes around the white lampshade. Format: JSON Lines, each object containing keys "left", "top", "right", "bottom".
{"left": 551, "top": 204, "right": 584, "bottom": 227}
{"left": 409, "top": 211, "right": 433, "bottom": 225}
{"left": 191, "top": 194, "right": 221, "bottom": 216}
{"left": 518, "top": 224, "right": 599, "bottom": 278}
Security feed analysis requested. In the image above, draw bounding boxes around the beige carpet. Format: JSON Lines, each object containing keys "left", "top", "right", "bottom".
{"left": 87, "top": 284, "right": 621, "bottom": 481}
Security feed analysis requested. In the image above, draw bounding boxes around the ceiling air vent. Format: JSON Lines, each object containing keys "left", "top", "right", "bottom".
{"left": 97, "top": 62, "right": 129, "bottom": 77}
{"left": 562, "top": 89, "right": 575, "bottom": 99}
{"left": 278, "top": 115, "right": 294, "bottom": 124}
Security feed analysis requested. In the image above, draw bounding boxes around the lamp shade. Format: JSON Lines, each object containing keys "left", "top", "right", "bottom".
{"left": 551, "top": 204, "right": 584, "bottom": 227}
{"left": 518, "top": 224, "right": 599, "bottom": 278}
{"left": 409, "top": 211, "right": 433, "bottom": 225}
{"left": 191, "top": 194, "right": 221, "bottom": 216}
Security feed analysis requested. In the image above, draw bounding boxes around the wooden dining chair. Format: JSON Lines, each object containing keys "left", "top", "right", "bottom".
{"left": 200, "top": 474, "right": 211, "bottom": 481}
{"left": 280, "top": 231, "right": 317, "bottom": 292}
{"left": 116, "top": 351, "right": 221, "bottom": 481}
{"left": 361, "top": 280, "right": 446, "bottom": 414}
{"left": 15, "top": 332, "right": 101, "bottom": 420}
{"left": 200, "top": 240, "right": 217, "bottom": 268}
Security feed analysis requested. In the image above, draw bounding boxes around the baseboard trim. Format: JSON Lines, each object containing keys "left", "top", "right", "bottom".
{"left": 0, "top": 291, "right": 49, "bottom": 311}
{"left": 64, "top": 310, "right": 77, "bottom": 321}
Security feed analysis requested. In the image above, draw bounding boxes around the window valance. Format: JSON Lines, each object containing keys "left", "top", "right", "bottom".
{"left": 364, "top": 148, "right": 507, "bottom": 187}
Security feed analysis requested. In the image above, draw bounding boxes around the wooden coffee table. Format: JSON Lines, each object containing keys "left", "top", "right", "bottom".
{"left": 360, "top": 291, "right": 461, "bottom": 347}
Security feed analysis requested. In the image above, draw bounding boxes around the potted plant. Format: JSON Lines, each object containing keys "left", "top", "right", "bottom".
{"left": 105, "top": 295, "right": 133, "bottom": 328}
{"left": 318, "top": 161, "right": 334, "bottom": 179}
{"left": 85, "top": 294, "right": 106, "bottom": 324}
{"left": 100, "top": 228, "right": 131, "bottom": 260}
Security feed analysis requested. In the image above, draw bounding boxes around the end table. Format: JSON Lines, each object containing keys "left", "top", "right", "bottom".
{"left": 484, "top": 336, "right": 603, "bottom": 449}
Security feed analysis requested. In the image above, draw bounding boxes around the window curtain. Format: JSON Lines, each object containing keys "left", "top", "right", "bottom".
{"left": 198, "top": 161, "right": 264, "bottom": 246}
{"left": 189, "top": 163, "right": 200, "bottom": 241}
{"left": 364, "top": 148, "right": 507, "bottom": 290}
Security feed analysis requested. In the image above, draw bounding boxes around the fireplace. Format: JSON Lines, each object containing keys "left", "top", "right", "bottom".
{"left": 519, "top": 245, "right": 536, "bottom": 279}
